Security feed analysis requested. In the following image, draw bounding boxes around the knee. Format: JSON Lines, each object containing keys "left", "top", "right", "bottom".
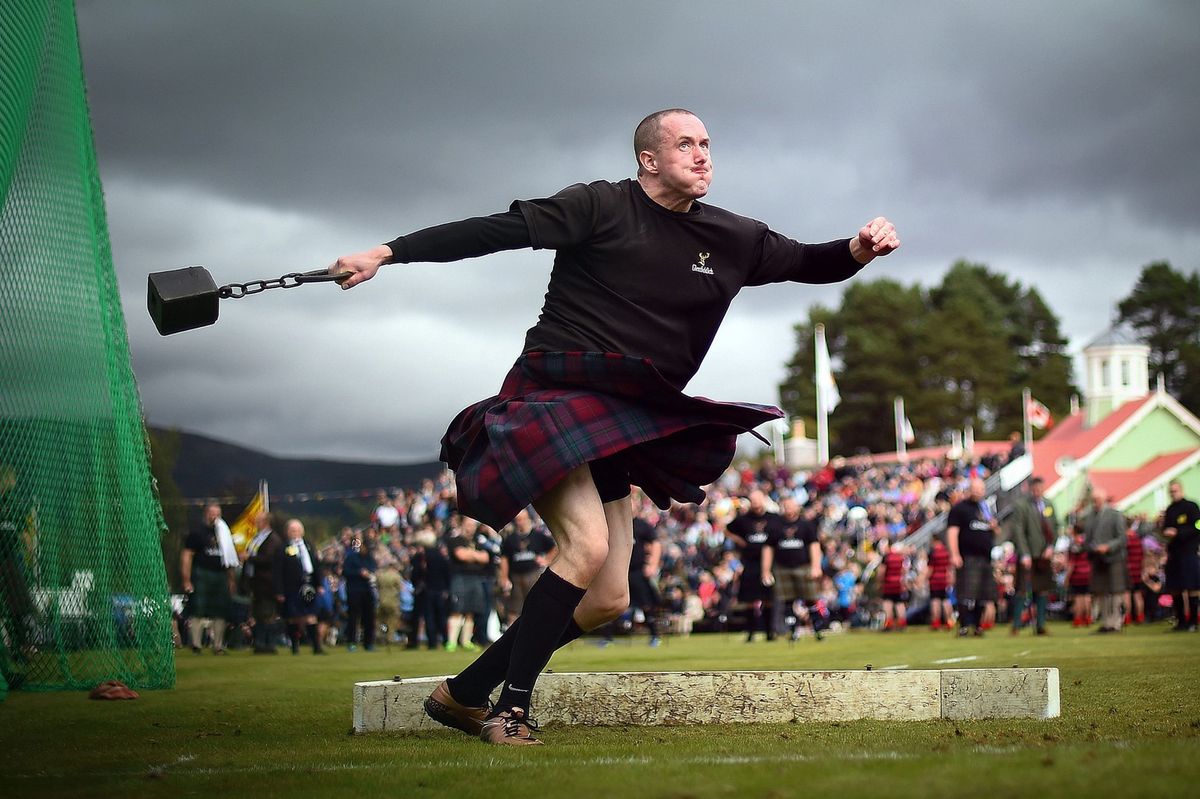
{"left": 579, "top": 589, "right": 629, "bottom": 629}
{"left": 595, "top": 590, "right": 630, "bottom": 625}
{"left": 563, "top": 536, "right": 610, "bottom": 581}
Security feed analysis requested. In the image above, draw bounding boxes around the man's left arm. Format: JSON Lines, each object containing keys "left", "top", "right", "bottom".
{"left": 746, "top": 218, "right": 899, "bottom": 287}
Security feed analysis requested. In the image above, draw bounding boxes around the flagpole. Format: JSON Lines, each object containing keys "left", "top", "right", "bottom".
{"left": 894, "top": 396, "right": 906, "bottom": 460}
{"left": 815, "top": 324, "right": 828, "bottom": 465}
{"left": 1022, "top": 387, "right": 1032, "bottom": 456}
{"left": 261, "top": 478, "right": 269, "bottom": 515}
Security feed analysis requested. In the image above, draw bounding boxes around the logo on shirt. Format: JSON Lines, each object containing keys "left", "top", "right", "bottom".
{"left": 691, "top": 251, "right": 713, "bottom": 275}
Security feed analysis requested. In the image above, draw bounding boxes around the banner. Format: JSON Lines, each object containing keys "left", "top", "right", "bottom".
{"left": 228, "top": 479, "right": 269, "bottom": 552}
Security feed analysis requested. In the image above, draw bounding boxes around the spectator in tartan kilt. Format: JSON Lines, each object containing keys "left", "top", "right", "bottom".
{"left": 329, "top": 109, "right": 899, "bottom": 745}
{"left": 1006, "top": 476, "right": 1057, "bottom": 636}
{"left": 1084, "top": 488, "right": 1127, "bottom": 633}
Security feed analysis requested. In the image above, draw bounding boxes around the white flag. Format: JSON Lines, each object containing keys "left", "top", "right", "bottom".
{"left": 815, "top": 325, "right": 840, "bottom": 413}
{"left": 1026, "top": 396, "right": 1054, "bottom": 429}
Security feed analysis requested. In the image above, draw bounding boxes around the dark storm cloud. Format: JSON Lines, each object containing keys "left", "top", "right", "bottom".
{"left": 72, "top": 1, "right": 1200, "bottom": 461}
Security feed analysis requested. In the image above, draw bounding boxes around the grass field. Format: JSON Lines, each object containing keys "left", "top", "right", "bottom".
{"left": 3, "top": 623, "right": 1198, "bottom": 799}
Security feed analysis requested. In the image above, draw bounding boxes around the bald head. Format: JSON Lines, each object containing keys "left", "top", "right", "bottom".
{"left": 969, "top": 478, "right": 986, "bottom": 501}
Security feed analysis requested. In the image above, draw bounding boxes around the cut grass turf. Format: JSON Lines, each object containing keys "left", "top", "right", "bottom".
{"left": 3, "top": 623, "right": 1198, "bottom": 798}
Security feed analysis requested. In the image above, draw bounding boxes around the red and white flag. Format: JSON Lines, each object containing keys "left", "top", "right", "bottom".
{"left": 1026, "top": 396, "right": 1054, "bottom": 429}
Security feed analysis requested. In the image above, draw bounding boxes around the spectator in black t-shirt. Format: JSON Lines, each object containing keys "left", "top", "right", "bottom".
{"left": 446, "top": 519, "right": 490, "bottom": 652}
{"left": 773, "top": 497, "right": 823, "bottom": 641}
{"left": 726, "top": 490, "right": 783, "bottom": 642}
{"left": 499, "top": 510, "right": 556, "bottom": 625}
{"left": 946, "top": 478, "right": 998, "bottom": 637}
{"left": 181, "top": 502, "right": 237, "bottom": 654}
{"left": 628, "top": 515, "right": 664, "bottom": 646}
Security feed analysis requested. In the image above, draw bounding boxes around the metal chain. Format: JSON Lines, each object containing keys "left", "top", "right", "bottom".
{"left": 218, "top": 270, "right": 341, "bottom": 299}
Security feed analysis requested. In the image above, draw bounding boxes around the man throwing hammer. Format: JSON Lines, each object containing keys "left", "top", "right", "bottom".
{"left": 330, "top": 109, "right": 899, "bottom": 745}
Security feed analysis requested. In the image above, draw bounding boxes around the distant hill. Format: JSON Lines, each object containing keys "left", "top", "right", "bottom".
{"left": 152, "top": 427, "right": 443, "bottom": 502}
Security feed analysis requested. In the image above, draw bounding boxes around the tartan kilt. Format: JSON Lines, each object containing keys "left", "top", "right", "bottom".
{"left": 956, "top": 556, "right": 995, "bottom": 602}
{"left": 440, "top": 351, "right": 782, "bottom": 530}
{"left": 1089, "top": 556, "right": 1126, "bottom": 595}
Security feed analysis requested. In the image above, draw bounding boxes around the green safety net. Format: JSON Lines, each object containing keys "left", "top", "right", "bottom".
{"left": 0, "top": 0, "right": 175, "bottom": 692}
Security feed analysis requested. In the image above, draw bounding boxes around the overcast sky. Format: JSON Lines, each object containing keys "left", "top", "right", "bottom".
{"left": 75, "top": 1, "right": 1200, "bottom": 462}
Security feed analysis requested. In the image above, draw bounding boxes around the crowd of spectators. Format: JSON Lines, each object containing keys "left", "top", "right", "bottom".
{"left": 178, "top": 452, "right": 1195, "bottom": 653}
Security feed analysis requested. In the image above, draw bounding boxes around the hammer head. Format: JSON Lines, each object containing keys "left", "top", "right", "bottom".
{"left": 147, "top": 266, "right": 219, "bottom": 335}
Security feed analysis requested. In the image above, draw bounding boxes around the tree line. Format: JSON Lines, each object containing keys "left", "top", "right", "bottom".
{"left": 778, "top": 260, "right": 1199, "bottom": 455}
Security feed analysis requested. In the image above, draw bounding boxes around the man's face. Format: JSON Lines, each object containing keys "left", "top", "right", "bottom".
{"left": 645, "top": 113, "right": 712, "bottom": 201}
{"left": 287, "top": 521, "right": 304, "bottom": 541}
{"left": 204, "top": 505, "right": 220, "bottom": 524}
{"left": 1169, "top": 483, "right": 1183, "bottom": 502}
{"left": 969, "top": 479, "right": 985, "bottom": 502}
{"left": 1030, "top": 481, "right": 1044, "bottom": 500}
{"left": 749, "top": 490, "right": 766, "bottom": 513}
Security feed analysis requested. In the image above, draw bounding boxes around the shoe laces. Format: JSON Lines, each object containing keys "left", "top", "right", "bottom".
{"left": 498, "top": 708, "right": 539, "bottom": 737}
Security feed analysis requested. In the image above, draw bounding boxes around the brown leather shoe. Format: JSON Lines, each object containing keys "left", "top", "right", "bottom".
{"left": 479, "top": 707, "right": 543, "bottom": 746}
{"left": 423, "top": 680, "right": 491, "bottom": 736}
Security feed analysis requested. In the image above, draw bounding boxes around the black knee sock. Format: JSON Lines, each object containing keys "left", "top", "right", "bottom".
{"left": 447, "top": 616, "right": 586, "bottom": 707}
{"left": 1191, "top": 594, "right": 1200, "bottom": 626}
{"left": 494, "top": 570, "right": 586, "bottom": 714}
{"left": 1174, "top": 593, "right": 1187, "bottom": 626}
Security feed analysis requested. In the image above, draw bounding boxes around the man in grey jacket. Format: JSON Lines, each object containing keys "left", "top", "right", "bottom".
{"left": 1007, "top": 477, "right": 1057, "bottom": 635}
{"left": 1084, "top": 488, "right": 1128, "bottom": 633}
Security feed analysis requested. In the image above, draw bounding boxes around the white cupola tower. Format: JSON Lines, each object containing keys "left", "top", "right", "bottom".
{"left": 1083, "top": 323, "right": 1150, "bottom": 426}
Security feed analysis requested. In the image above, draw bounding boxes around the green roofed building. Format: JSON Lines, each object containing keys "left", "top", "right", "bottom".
{"left": 1035, "top": 324, "right": 1200, "bottom": 520}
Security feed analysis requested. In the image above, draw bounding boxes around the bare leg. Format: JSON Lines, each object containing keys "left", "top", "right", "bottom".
{"left": 211, "top": 619, "right": 227, "bottom": 651}
{"left": 572, "top": 495, "right": 634, "bottom": 631}
{"left": 534, "top": 464, "right": 612, "bottom": 587}
{"left": 447, "top": 614, "right": 465, "bottom": 648}
{"left": 492, "top": 465, "right": 611, "bottom": 714}
{"left": 444, "top": 490, "right": 634, "bottom": 709}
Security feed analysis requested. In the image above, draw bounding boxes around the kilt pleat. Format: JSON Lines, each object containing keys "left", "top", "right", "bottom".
{"left": 440, "top": 351, "right": 782, "bottom": 529}
{"left": 956, "top": 556, "right": 995, "bottom": 602}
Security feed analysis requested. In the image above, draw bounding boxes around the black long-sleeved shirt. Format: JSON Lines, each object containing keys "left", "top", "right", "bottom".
{"left": 385, "top": 179, "right": 862, "bottom": 389}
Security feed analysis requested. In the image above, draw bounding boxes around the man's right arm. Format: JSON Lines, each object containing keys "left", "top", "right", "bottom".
{"left": 946, "top": 525, "right": 962, "bottom": 569}
{"left": 333, "top": 211, "right": 532, "bottom": 290}
{"left": 498, "top": 557, "right": 510, "bottom": 593}
{"left": 180, "top": 548, "right": 193, "bottom": 593}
